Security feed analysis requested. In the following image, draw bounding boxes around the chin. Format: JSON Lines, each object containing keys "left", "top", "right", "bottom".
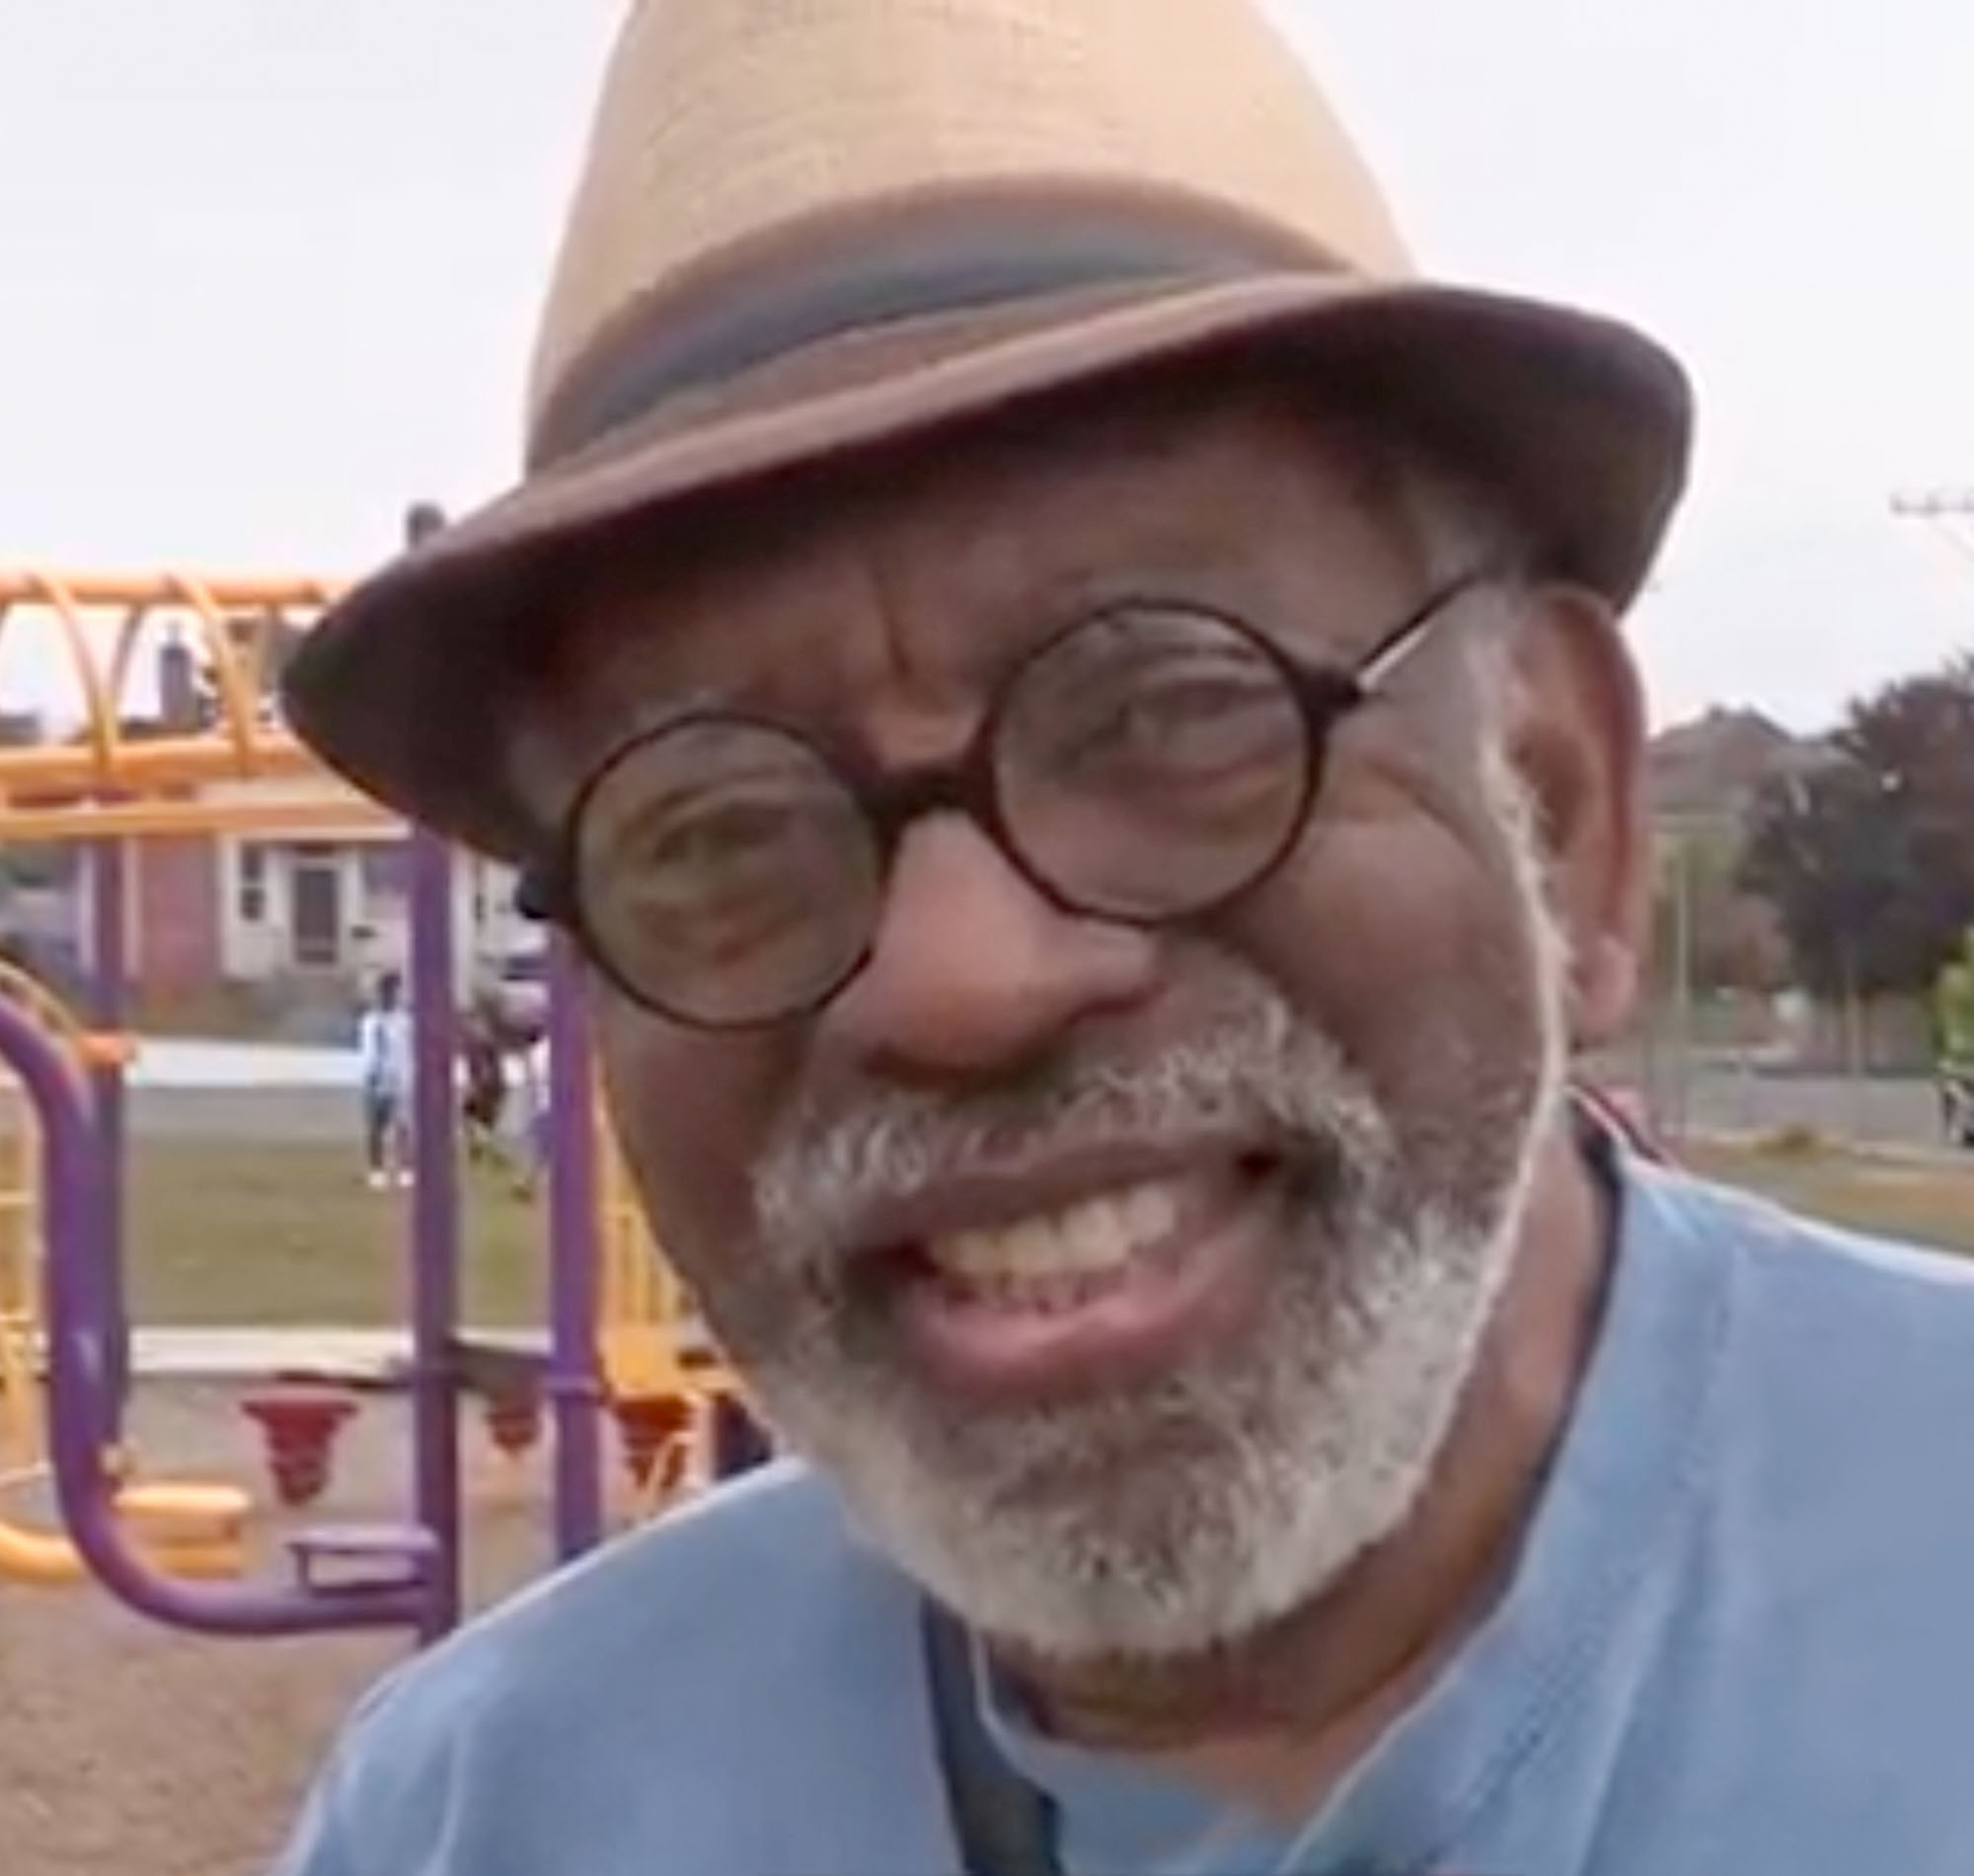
{"left": 750, "top": 1182, "right": 1530, "bottom": 1663}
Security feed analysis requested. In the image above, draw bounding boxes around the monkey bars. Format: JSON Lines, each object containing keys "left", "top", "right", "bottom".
{"left": 0, "top": 570, "right": 383, "bottom": 837}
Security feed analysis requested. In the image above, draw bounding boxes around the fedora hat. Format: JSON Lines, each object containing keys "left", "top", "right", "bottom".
{"left": 282, "top": 0, "right": 1692, "bottom": 863}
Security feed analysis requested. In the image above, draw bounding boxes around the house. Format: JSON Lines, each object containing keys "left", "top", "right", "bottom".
{"left": 0, "top": 628, "right": 538, "bottom": 1033}
{"left": 6, "top": 794, "right": 536, "bottom": 1036}
{"left": 56, "top": 790, "right": 538, "bottom": 1029}
{"left": 201, "top": 774, "right": 536, "bottom": 987}
{"left": 1647, "top": 706, "right": 1821, "bottom": 830}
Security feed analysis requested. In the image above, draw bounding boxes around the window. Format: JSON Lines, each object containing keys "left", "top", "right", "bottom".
{"left": 237, "top": 843, "right": 267, "bottom": 923}
{"left": 357, "top": 842, "right": 409, "bottom": 900}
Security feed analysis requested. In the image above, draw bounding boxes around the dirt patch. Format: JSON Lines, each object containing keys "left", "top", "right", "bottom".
{"left": 0, "top": 1383, "right": 581, "bottom": 1876}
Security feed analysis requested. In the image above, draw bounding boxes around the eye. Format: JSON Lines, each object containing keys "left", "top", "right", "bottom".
{"left": 1034, "top": 653, "right": 1300, "bottom": 786}
{"left": 641, "top": 793, "right": 798, "bottom": 874}
{"left": 1113, "top": 665, "right": 1280, "bottom": 753}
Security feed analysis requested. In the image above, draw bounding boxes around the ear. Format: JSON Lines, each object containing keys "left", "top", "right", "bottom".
{"left": 1499, "top": 586, "right": 1651, "bottom": 1050}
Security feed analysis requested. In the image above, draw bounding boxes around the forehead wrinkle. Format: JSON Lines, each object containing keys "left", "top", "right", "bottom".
{"left": 527, "top": 381, "right": 1459, "bottom": 801}
{"left": 841, "top": 422, "right": 1406, "bottom": 699}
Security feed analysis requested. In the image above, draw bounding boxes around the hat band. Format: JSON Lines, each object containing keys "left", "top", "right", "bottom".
{"left": 530, "top": 198, "right": 1330, "bottom": 471}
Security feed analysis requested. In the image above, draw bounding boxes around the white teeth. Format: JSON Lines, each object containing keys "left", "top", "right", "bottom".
{"left": 924, "top": 1179, "right": 1184, "bottom": 1289}
{"left": 1121, "top": 1183, "right": 1177, "bottom": 1245}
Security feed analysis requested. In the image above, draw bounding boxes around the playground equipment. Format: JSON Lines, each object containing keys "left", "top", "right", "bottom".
{"left": 0, "top": 523, "right": 763, "bottom": 1648}
{"left": 0, "top": 554, "right": 455, "bottom": 1634}
{"left": 591, "top": 1090, "right": 755, "bottom": 1516}
{"left": 0, "top": 968, "right": 249, "bottom": 1585}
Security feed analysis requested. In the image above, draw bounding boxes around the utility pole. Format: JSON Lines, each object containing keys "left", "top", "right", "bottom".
{"left": 1890, "top": 488, "right": 1974, "bottom": 569}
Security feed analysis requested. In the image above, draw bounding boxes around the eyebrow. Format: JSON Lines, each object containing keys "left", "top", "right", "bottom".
{"left": 575, "top": 538, "right": 1283, "bottom": 751}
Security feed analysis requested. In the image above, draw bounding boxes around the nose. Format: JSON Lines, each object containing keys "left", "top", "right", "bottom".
{"left": 817, "top": 813, "right": 1160, "bottom": 1083}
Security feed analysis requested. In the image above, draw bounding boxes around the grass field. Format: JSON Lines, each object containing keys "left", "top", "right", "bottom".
{"left": 122, "top": 1140, "right": 549, "bottom": 1327}
{"left": 70, "top": 1132, "right": 1973, "bottom": 1327}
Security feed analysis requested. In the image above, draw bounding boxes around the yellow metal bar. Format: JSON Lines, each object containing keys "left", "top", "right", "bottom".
{"left": 0, "top": 569, "right": 352, "bottom": 803}
{"left": 104, "top": 603, "right": 153, "bottom": 722}
{"left": 166, "top": 572, "right": 262, "bottom": 770}
{"left": 75, "top": 1035, "right": 136, "bottom": 1070}
{"left": 0, "top": 736, "right": 327, "bottom": 795}
{"left": 0, "top": 791, "right": 395, "bottom": 842}
{"left": 0, "top": 572, "right": 347, "bottom": 610}
{"left": 591, "top": 1080, "right": 742, "bottom": 1418}
{"left": 0, "top": 961, "right": 96, "bottom": 1068}
{"left": 0, "top": 1081, "right": 43, "bottom": 1476}
{"left": 0, "top": 576, "right": 120, "bottom": 781}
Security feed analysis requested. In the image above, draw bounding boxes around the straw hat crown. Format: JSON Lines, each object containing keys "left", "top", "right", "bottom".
{"left": 528, "top": 0, "right": 1413, "bottom": 441}
{"left": 279, "top": 0, "right": 1690, "bottom": 867}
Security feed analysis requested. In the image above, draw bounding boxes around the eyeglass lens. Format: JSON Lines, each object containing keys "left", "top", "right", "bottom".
{"left": 571, "top": 605, "right": 1321, "bottom": 1024}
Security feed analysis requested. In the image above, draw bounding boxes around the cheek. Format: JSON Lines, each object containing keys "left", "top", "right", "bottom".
{"left": 591, "top": 998, "right": 792, "bottom": 1284}
{"left": 1222, "top": 818, "right": 1546, "bottom": 1110}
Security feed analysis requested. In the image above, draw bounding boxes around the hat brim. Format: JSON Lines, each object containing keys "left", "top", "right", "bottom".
{"left": 281, "top": 268, "right": 1691, "bottom": 862}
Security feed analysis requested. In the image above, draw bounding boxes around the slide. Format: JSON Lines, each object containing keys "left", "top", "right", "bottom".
{"left": 0, "top": 1476, "right": 251, "bottom": 1586}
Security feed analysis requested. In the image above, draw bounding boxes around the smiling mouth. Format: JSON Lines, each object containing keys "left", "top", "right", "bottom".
{"left": 875, "top": 1152, "right": 1298, "bottom": 1401}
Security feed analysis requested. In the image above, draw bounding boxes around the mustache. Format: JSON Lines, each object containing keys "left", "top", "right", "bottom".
{"left": 750, "top": 983, "right": 1392, "bottom": 1264}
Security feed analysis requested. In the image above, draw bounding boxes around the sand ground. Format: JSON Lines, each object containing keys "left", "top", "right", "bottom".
{"left": 0, "top": 1381, "right": 578, "bottom": 1876}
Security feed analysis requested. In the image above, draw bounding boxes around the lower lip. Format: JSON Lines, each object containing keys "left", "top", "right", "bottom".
{"left": 890, "top": 1168, "right": 1283, "bottom": 1404}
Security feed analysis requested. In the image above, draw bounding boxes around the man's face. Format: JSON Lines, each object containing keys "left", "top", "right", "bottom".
{"left": 528, "top": 381, "right": 1629, "bottom": 1660}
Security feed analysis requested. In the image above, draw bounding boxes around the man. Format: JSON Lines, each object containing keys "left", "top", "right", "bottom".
{"left": 354, "top": 969, "right": 413, "bottom": 1190}
{"left": 274, "top": 2, "right": 1974, "bottom": 1871}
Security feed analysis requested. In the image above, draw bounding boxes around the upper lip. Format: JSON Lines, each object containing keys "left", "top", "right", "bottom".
{"left": 841, "top": 1133, "right": 1277, "bottom": 1261}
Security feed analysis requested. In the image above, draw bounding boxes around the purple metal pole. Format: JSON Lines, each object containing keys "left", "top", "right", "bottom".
{"left": 13, "top": 991, "right": 430, "bottom": 1634}
{"left": 546, "top": 935, "right": 605, "bottom": 1561}
{"left": 406, "top": 825, "right": 464, "bottom": 1641}
{"left": 88, "top": 840, "right": 130, "bottom": 1435}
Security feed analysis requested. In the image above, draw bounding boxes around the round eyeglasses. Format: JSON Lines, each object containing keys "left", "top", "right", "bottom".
{"left": 516, "top": 567, "right": 1497, "bottom": 1030}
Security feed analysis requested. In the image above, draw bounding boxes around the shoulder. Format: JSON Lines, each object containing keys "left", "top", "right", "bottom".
{"left": 1637, "top": 1157, "right": 1974, "bottom": 1538}
{"left": 1597, "top": 1162, "right": 1974, "bottom": 1834}
{"left": 290, "top": 1462, "right": 936, "bottom": 1873}
{"left": 1649, "top": 1156, "right": 1974, "bottom": 1375}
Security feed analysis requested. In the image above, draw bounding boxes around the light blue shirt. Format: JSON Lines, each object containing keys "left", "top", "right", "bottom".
{"left": 274, "top": 1158, "right": 1974, "bottom": 1874}
{"left": 355, "top": 1008, "right": 414, "bottom": 1097}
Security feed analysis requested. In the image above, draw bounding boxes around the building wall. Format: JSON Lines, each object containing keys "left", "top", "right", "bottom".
{"left": 44, "top": 775, "right": 543, "bottom": 1018}
{"left": 131, "top": 835, "right": 220, "bottom": 1002}
{"left": 220, "top": 837, "right": 374, "bottom": 980}
{"left": 218, "top": 834, "right": 535, "bottom": 988}
{"left": 71, "top": 846, "right": 144, "bottom": 1006}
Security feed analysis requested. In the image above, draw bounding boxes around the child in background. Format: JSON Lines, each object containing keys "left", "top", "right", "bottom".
{"left": 355, "top": 971, "right": 414, "bottom": 1190}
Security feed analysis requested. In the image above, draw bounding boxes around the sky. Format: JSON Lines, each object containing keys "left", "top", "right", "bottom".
{"left": 2, "top": 0, "right": 1970, "bottom": 734}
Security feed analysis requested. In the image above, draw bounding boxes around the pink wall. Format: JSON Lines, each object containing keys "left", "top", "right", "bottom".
{"left": 130, "top": 836, "right": 221, "bottom": 1001}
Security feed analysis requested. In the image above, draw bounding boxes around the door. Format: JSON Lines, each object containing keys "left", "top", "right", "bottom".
{"left": 289, "top": 847, "right": 343, "bottom": 969}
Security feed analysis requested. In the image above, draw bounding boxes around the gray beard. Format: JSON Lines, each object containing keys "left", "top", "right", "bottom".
{"left": 733, "top": 797, "right": 1567, "bottom": 1661}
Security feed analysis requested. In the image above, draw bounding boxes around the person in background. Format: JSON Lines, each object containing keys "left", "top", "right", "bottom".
{"left": 460, "top": 993, "right": 513, "bottom": 1170}
{"left": 355, "top": 970, "right": 414, "bottom": 1191}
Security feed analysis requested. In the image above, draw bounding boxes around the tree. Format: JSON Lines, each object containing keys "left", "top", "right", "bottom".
{"left": 1738, "top": 661, "right": 1974, "bottom": 1000}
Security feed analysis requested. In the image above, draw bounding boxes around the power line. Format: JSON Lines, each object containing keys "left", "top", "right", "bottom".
{"left": 1890, "top": 488, "right": 1974, "bottom": 569}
